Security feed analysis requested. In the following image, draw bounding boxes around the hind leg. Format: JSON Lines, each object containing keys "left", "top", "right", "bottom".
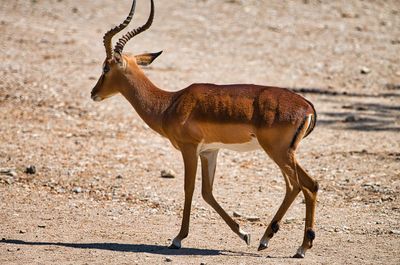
{"left": 257, "top": 147, "right": 302, "bottom": 252}
{"left": 293, "top": 163, "right": 318, "bottom": 258}
{"left": 258, "top": 169, "right": 300, "bottom": 251}
{"left": 258, "top": 134, "right": 318, "bottom": 258}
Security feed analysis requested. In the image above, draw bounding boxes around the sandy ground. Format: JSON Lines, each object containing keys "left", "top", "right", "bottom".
{"left": 1, "top": 0, "right": 399, "bottom": 264}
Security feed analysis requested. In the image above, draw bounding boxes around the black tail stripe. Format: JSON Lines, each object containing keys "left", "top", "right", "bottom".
{"left": 303, "top": 98, "right": 317, "bottom": 139}
{"left": 290, "top": 116, "right": 308, "bottom": 149}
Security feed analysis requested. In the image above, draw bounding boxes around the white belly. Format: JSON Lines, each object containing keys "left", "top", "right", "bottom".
{"left": 197, "top": 137, "right": 261, "bottom": 154}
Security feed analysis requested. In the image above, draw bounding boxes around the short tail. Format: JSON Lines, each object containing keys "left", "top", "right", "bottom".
{"left": 303, "top": 99, "right": 317, "bottom": 139}
{"left": 290, "top": 100, "right": 317, "bottom": 149}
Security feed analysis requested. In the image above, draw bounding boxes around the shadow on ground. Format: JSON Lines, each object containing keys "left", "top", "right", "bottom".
{"left": 291, "top": 87, "right": 400, "bottom": 98}
{"left": 0, "top": 239, "right": 262, "bottom": 257}
{"left": 292, "top": 87, "right": 400, "bottom": 132}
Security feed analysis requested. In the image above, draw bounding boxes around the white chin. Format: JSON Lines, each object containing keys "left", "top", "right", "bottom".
{"left": 92, "top": 96, "right": 102, "bottom": 102}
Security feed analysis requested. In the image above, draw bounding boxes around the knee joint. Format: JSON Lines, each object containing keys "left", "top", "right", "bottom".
{"left": 201, "top": 190, "right": 213, "bottom": 204}
{"left": 313, "top": 181, "right": 319, "bottom": 193}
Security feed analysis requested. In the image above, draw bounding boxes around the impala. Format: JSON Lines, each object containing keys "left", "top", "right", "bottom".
{"left": 91, "top": 0, "right": 318, "bottom": 258}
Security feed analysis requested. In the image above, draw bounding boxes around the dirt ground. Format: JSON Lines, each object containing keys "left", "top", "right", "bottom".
{"left": 1, "top": 0, "right": 399, "bottom": 264}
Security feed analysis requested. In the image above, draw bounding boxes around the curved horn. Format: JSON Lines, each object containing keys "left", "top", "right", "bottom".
{"left": 114, "top": 0, "right": 154, "bottom": 55}
{"left": 103, "top": 0, "right": 136, "bottom": 59}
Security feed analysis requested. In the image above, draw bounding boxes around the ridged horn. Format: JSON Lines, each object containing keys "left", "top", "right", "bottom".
{"left": 103, "top": 0, "right": 136, "bottom": 59}
{"left": 113, "top": 0, "right": 154, "bottom": 55}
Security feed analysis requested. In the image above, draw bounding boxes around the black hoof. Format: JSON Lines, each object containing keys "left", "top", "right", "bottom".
{"left": 257, "top": 243, "right": 268, "bottom": 251}
{"left": 243, "top": 234, "right": 251, "bottom": 245}
{"left": 292, "top": 253, "right": 305, "bottom": 259}
{"left": 168, "top": 243, "right": 181, "bottom": 249}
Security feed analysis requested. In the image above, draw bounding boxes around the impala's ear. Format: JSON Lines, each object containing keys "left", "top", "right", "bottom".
{"left": 135, "top": 51, "right": 163, "bottom": 66}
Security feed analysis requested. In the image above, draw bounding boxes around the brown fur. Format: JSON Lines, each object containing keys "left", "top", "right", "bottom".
{"left": 166, "top": 83, "right": 312, "bottom": 125}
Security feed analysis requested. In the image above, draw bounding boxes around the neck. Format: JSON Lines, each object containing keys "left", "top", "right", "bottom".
{"left": 119, "top": 67, "right": 172, "bottom": 136}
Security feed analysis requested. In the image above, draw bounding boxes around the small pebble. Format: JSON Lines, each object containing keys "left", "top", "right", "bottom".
{"left": 246, "top": 216, "right": 260, "bottom": 222}
{"left": 0, "top": 169, "right": 17, "bottom": 177}
{"left": 360, "top": 67, "right": 371, "bottom": 74}
{"left": 72, "top": 187, "right": 82, "bottom": 193}
{"left": 344, "top": 115, "right": 358, "bottom": 123}
{"left": 19, "top": 229, "right": 26, "bottom": 234}
{"left": 381, "top": 196, "right": 393, "bottom": 202}
{"left": 385, "top": 83, "right": 400, "bottom": 90}
{"left": 5, "top": 178, "right": 13, "bottom": 185}
{"left": 233, "top": 211, "right": 242, "bottom": 217}
{"left": 161, "top": 169, "right": 176, "bottom": 179}
{"left": 25, "top": 165, "right": 36, "bottom": 175}
{"left": 284, "top": 218, "right": 296, "bottom": 224}
{"left": 390, "top": 230, "right": 400, "bottom": 235}
{"left": 165, "top": 257, "right": 172, "bottom": 262}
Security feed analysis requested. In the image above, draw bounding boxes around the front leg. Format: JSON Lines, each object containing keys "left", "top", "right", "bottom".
{"left": 169, "top": 144, "right": 198, "bottom": 249}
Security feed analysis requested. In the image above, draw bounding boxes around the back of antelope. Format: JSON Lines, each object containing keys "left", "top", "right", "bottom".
{"left": 90, "top": 0, "right": 319, "bottom": 258}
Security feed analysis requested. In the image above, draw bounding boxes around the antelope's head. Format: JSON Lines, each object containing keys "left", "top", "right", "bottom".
{"left": 91, "top": 0, "right": 162, "bottom": 102}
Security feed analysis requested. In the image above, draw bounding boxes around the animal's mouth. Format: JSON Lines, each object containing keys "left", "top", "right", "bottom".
{"left": 91, "top": 95, "right": 103, "bottom": 102}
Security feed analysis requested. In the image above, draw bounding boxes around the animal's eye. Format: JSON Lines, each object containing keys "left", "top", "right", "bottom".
{"left": 103, "top": 64, "right": 110, "bottom": 73}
